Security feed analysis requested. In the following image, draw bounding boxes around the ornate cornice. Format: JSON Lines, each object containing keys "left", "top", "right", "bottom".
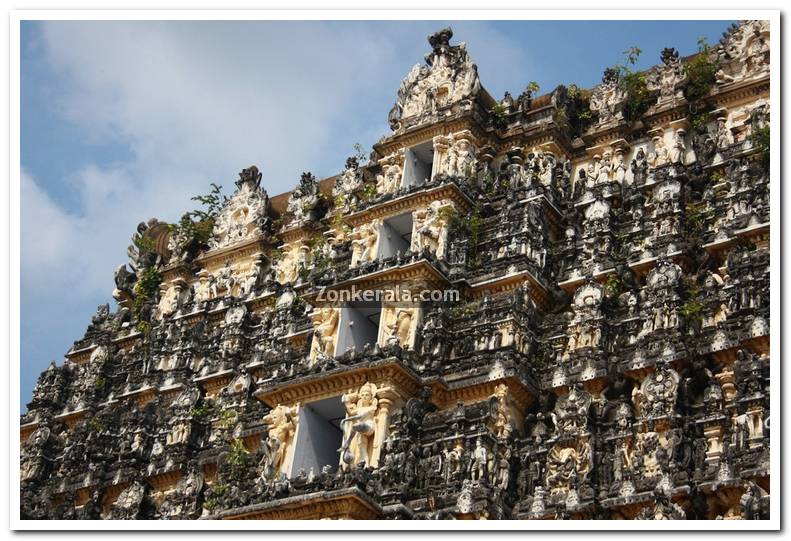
{"left": 254, "top": 359, "right": 422, "bottom": 407}
{"left": 193, "top": 236, "right": 271, "bottom": 271}
{"left": 301, "top": 259, "right": 451, "bottom": 304}
{"left": 218, "top": 488, "right": 382, "bottom": 520}
{"left": 344, "top": 183, "right": 473, "bottom": 228}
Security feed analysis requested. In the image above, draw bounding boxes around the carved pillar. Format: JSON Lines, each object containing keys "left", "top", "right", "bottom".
{"left": 432, "top": 135, "right": 452, "bottom": 176}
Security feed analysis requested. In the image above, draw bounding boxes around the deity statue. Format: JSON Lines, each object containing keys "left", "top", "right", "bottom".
{"left": 551, "top": 384, "right": 592, "bottom": 436}
{"left": 716, "top": 116, "right": 733, "bottom": 150}
{"left": 669, "top": 129, "right": 687, "bottom": 164}
{"left": 490, "top": 383, "right": 515, "bottom": 439}
{"left": 349, "top": 221, "right": 380, "bottom": 267}
{"left": 411, "top": 201, "right": 450, "bottom": 258}
{"left": 381, "top": 306, "right": 418, "bottom": 349}
{"left": 470, "top": 437, "right": 488, "bottom": 482}
{"left": 589, "top": 68, "right": 626, "bottom": 125}
{"left": 647, "top": 47, "right": 687, "bottom": 106}
{"left": 648, "top": 135, "right": 669, "bottom": 167}
{"left": 375, "top": 154, "right": 403, "bottom": 194}
{"left": 310, "top": 308, "right": 340, "bottom": 360}
{"left": 339, "top": 382, "right": 392, "bottom": 468}
{"left": 631, "top": 148, "right": 648, "bottom": 186}
{"left": 260, "top": 404, "right": 299, "bottom": 480}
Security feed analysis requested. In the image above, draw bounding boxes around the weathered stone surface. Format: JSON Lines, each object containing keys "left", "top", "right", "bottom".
{"left": 20, "top": 21, "right": 771, "bottom": 521}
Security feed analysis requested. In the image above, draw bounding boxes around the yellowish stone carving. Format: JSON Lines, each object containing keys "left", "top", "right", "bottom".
{"left": 339, "top": 382, "right": 393, "bottom": 469}
{"left": 378, "top": 305, "right": 420, "bottom": 349}
{"left": 260, "top": 404, "right": 299, "bottom": 480}
{"left": 309, "top": 308, "right": 340, "bottom": 361}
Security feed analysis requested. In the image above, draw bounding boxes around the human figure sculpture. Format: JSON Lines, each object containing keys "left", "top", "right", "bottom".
{"left": 339, "top": 383, "right": 391, "bottom": 468}
{"left": 411, "top": 201, "right": 449, "bottom": 257}
{"left": 470, "top": 437, "right": 488, "bottom": 482}
{"left": 350, "top": 222, "right": 379, "bottom": 267}
{"left": 260, "top": 404, "right": 298, "bottom": 480}
{"left": 310, "top": 308, "right": 340, "bottom": 360}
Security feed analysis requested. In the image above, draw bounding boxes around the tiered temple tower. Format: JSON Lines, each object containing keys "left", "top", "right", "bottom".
{"left": 21, "top": 21, "right": 770, "bottom": 520}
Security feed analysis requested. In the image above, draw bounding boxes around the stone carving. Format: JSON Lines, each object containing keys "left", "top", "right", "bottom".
{"left": 489, "top": 383, "right": 515, "bottom": 439}
{"left": 589, "top": 68, "right": 626, "bottom": 125}
{"left": 388, "top": 27, "right": 480, "bottom": 131}
{"left": 156, "top": 282, "right": 185, "bottom": 318}
{"left": 349, "top": 220, "right": 380, "bottom": 268}
{"left": 110, "top": 481, "right": 147, "bottom": 519}
{"left": 309, "top": 308, "right": 340, "bottom": 361}
{"left": 333, "top": 157, "right": 365, "bottom": 211}
{"left": 440, "top": 132, "right": 477, "bottom": 178}
{"left": 379, "top": 305, "right": 419, "bottom": 349}
{"left": 285, "top": 172, "right": 321, "bottom": 226}
{"left": 376, "top": 152, "right": 405, "bottom": 196}
{"left": 545, "top": 439, "right": 591, "bottom": 497}
{"left": 669, "top": 129, "right": 687, "bottom": 165}
{"left": 339, "top": 382, "right": 393, "bottom": 468}
{"left": 411, "top": 201, "right": 451, "bottom": 258}
{"left": 260, "top": 404, "right": 299, "bottom": 480}
{"left": 209, "top": 166, "right": 271, "bottom": 250}
{"left": 647, "top": 48, "right": 687, "bottom": 106}
{"left": 551, "top": 384, "right": 592, "bottom": 437}
{"left": 648, "top": 134, "right": 670, "bottom": 167}
{"left": 19, "top": 21, "right": 771, "bottom": 522}
{"left": 715, "top": 20, "right": 770, "bottom": 84}
{"left": 633, "top": 364, "right": 680, "bottom": 419}
{"left": 275, "top": 243, "right": 310, "bottom": 284}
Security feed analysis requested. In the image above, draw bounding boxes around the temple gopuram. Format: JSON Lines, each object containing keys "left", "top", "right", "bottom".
{"left": 20, "top": 21, "right": 771, "bottom": 521}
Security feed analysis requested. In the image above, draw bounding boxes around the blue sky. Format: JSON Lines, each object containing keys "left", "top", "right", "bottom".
{"left": 20, "top": 19, "right": 733, "bottom": 409}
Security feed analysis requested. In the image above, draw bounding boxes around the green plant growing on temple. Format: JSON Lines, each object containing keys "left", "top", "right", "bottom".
{"left": 88, "top": 417, "right": 104, "bottom": 433}
{"left": 216, "top": 408, "right": 237, "bottom": 430}
{"left": 750, "top": 124, "right": 770, "bottom": 171}
{"left": 709, "top": 169, "right": 725, "bottom": 183}
{"left": 616, "top": 47, "right": 654, "bottom": 123}
{"left": 563, "top": 83, "right": 595, "bottom": 137}
{"left": 361, "top": 183, "right": 378, "bottom": 201}
{"left": 353, "top": 142, "right": 369, "bottom": 166}
{"left": 689, "top": 105, "right": 713, "bottom": 132}
{"left": 604, "top": 274, "right": 623, "bottom": 297}
{"left": 307, "top": 235, "right": 331, "bottom": 272}
{"left": 684, "top": 38, "right": 719, "bottom": 102}
{"left": 679, "top": 275, "right": 705, "bottom": 325}
{"left": 131, "top": 265, "right": 163, "bottom": 327}
{"left": 204, "top": 483, "right": 228, "bottom": 512}
{"left": 290, "top": 295, "right": 307, "bottom": 316}
{"left": 132, "top": 234, "right": 156, "bottom": 255}
{"left": 439, "top": 204, "right": 482, "bottom": 265}
{"left": 168, "top": 183, "right": 228, "bottom": 249}
{"left": 203, "top": 497, "right": 218, "bottom": 513}
{"left": 190, "top": 403, "right": 213, "bottom": 421}
{"left": 332, "top": 194, "right": 349, "bottom": 224}
{"left": 685, "top": 201, "right": 714, "bottom": 238}
{"left": 490, "top": 102, "right": 510, "bottom": 129}
{"left": 227, "top": 439, "right": 250, "bottom": 477}
{"left": 93, "top": 377, "right": 106, "bottom": 390}
{"left": 680, "top": 298, "right": 706, "bottom": 324}
{"left": 450, "top": 300, "right": 477, "bottom": 319}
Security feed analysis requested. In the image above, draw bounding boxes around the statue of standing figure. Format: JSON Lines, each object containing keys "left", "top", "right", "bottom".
{"left": 260, "top": 404, "right": 299, "bottom": 481}
{"left": 339, "top": 382, "right": 392, "bottom": 469}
